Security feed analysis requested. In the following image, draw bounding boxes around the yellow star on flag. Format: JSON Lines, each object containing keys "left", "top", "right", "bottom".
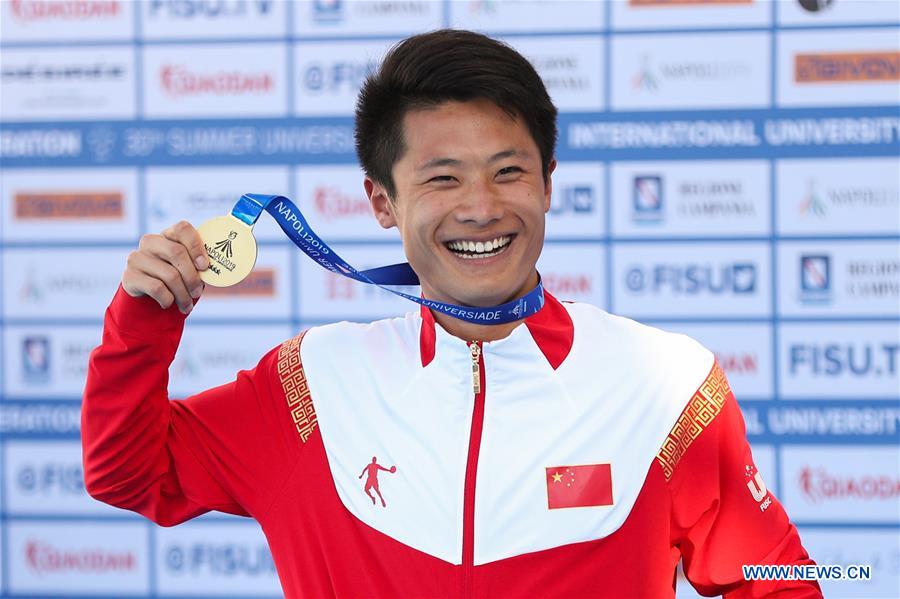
{"left": 552, "top": 472, "right": 563, "bottom": 483}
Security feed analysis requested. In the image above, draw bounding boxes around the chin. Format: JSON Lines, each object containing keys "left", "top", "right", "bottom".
{"left": 452, "top": 285, "right": 519, "bottom": 308}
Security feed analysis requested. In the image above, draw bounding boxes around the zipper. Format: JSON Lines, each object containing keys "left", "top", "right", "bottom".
{"left": 462, "top": 341, "right": 486, "bottom": 598}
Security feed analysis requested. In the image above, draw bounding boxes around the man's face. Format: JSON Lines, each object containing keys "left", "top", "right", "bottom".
{"left": 366, "top": 99, "right": 554, "bottom": 309}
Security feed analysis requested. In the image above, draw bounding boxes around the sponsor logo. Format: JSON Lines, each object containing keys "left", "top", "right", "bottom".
{"left": 632, "top": 175, "right": 663, "bottom": 223}
{"left": 161, "top": 65, "right": 274, "bottom": 98}
{"left": 22, "top": 336, "right": 51, "bottom": 384}
{"left": 1, "top": 61, "right": 125, "bottom": 83}
{"left": 60, "top": 340, "right": 94, "bottom": 379}
{"left": 302, "top": 60, "right": 375, "bottom": 93}
{"left": 550, "top": 185, "right": 595, "bottom": 214}
{"left": 357, "top": 1, "right": 428, "bottom": 16}
{"left": 626, "top": 263, "right": 757, "bottom": 295}
{"left": 799, "top": 254, "right": 831, "bottom": 304}
{"left": 799, "top": 466, "right": 900, "bottom": 503}
{"left": 795, "top": 52, "right": 900, "bottom": 83}
{"left": 789, "top": 342, "right": 899, "bottom": 377}
{"left": 19, "top": 271, "right": 120, "bottom": 305}
{"left": 313, "top": 0, "right": 430, "bottom": 20}
{"left": 633, "top": 54, "right": 752, "bottom": 93}
{"left": 87, "top": 126, "right": 117, "bottom": 162}
{"left": 715, "top": 351, "right": 759, "bottom": 375}
{"left": 151, "top": 191, "right": 233, "bottom": 219}
{"left": 17, "top": 461, "right": 84, "bottom": 495}
{"left": 165, "top": 542, "right": 275, "bottom": 575}
{"left": 541, "top": 273, "right": 592, "bottom": 296}
{"left": 677, "top": 178, "right": 756, "bottom": 218}
{"left": 15, "top": 192, "right": 123, "bottom": 220}
{"left": 632, "top": 56, "right": 660, "bottom": 92}
{"left": 845, "top": 259, "right": 900, "bottom": 299}
{"left": 359, "top": 457, "right": 397, "bottom": 507}
{"left": 8, "top": 0, "right": 121, "bottom": 21}
{"left": 171, "top": 342, "right": 257, "bottom": 378}
{"left": 203, "top": 268, "right": 276, "bottom": 297}
{"left": 312, "top": 0, "right": 342, "bottom": 23}
{"left": 800, "top": 254, "right": 899, "bottom": 304}
{"left": 0, "top": 129, "right": 82, "bottom": 159}
{"left": 25, "top": 540, "right": 137, "bottom": 574}
{"left": 801, "top": 179, "right": 899, "bottom": 217}
{"left": 313, "top": 186, "right": 371, "bottom": 220}
{"left": 799, "top": 179, "right": 827, "bottom": 218}
{"left": 745, "top": 463, "right": 772, "bottom": 511}
{"left": 630, "top": 0, "right": 751, "bottom": 5}
{"left": 466, "top": 0, "right": 497, "bottom": 16}
{"left": 147, "top": 0, "right": 274, "bottom": 18}
{"left": 797, "top": 0, "right": 834, "bottom": 12}
{"left": 528, "top": 53, "right": 591, "bottom": 93}
{"left": 326, "top": 274, "right": 356, "bottom": 301}
{"left": 324, "top": 275, "right": 418, "bottom": 303}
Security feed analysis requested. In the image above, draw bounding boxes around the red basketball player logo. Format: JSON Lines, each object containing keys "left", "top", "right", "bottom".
{"left": 359, "top": 456, "right": 396, "bottom": 507}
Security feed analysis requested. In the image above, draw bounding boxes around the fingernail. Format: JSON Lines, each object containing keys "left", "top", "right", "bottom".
{"left": 182, "top": 303, "right": 193, "bottom": 315}
{"left": 195, "top": 256, "right": 208, "bottom": 270}
{"left": 191, "top": 286, "right": 202, "bottom": 299}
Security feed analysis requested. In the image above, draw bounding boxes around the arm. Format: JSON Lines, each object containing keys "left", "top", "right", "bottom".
{"left": 82, "top": 222, "right": 303, "bottom": 526}
{"left": 663, "top": 363, "right": 822, "bottom": 598}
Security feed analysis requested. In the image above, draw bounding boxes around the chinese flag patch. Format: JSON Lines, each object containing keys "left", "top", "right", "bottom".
{"left": 546, "top": 464, "right": 613, "bottom": 509}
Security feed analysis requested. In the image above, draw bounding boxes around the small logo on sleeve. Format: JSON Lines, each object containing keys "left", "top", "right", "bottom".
{"left": 745, "top": 463, "right": 772, "bottom": 511}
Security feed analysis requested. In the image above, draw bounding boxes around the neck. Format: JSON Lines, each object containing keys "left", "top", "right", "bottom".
{"left": 432, "top": 312, "right": 523, "bottom": 343}
{"left": 425, "top": 271, "right": 539, "bottom": 343}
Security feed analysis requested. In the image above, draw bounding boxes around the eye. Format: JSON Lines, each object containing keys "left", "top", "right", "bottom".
{"left": 497, "top": 166, "right": 523, "bottom": 177}
{"left": 428, "top": 175, "right": 456, "bottom": 183}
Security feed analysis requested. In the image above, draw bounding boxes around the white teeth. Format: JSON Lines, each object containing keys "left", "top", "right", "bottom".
{"left": 446, "top": 235, "right": 511, "bottom": 257}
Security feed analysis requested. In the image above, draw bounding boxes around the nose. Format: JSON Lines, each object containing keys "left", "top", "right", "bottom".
{"left": 455, "top": 178, "right": 504, "bottom": 226}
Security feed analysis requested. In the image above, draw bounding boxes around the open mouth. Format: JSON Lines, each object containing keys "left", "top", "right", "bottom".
{"left": 445, "top": 235, "right": 513, "bottom": 260}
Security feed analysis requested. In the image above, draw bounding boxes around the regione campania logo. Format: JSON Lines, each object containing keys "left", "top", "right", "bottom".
{"left": 799, "top": 254, "right": 832, "bottom": 304}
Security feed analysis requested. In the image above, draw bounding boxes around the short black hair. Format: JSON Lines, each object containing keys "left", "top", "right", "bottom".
{"left": 354, "top": 29, "right": 558, "bottom": 199}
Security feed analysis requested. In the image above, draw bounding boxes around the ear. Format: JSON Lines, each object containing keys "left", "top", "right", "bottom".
{"left": 365, "top": 177, "right": 397, "bottom": 229}
{"left": 543, "top": 159, "right": 557, "bottom": 213}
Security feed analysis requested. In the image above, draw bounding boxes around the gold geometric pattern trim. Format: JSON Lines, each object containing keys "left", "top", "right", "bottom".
{"left": 277, "top": 331, "right": 318, "bottom": 443}
{"left": 656, "top": 362, "right": 731, "bottom": 481}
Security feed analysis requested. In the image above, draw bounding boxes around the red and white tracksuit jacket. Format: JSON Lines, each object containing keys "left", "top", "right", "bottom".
{"left": 83, "top": 287, "right": 822, "bottom": 598}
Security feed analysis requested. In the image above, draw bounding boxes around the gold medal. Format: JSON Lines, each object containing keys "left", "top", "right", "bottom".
{"left": 197, "top": 215, "right": 258, "bottom": 287}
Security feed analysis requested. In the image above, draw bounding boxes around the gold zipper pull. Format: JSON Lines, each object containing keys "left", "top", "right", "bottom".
{"left": 469, "top": 341, "right": 482, "bottom": 395}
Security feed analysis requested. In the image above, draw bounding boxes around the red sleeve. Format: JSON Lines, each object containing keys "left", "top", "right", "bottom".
{"left": 81, "top": 286, "right": 305, "bottom": 526}
{"left": 663, "top": 363, "right": 823, "bottom": 598}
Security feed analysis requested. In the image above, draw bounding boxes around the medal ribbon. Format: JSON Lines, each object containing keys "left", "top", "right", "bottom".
{"left": 231, "top": 193, "right": 544, "bottom": 325}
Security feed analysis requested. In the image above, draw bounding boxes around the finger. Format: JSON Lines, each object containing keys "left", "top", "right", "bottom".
{"left": 122, "top": 268, "right": 175, "bottom": 310}
{"left": 130, "top": 250, "right": 194, "bottom": 314}
{"left": 141, "top": 233, "right": 204, "bottom": 299}
{"left": 163, "top": 220, "right": 208, "bottom": 271}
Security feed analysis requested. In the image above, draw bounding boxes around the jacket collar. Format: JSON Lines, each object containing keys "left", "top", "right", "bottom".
{"left": 419, "top": 290, "right": 574, "bottom": 370}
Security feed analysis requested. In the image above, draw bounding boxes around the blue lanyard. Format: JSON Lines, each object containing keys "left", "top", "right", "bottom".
{"left": 231, "top": 193, "right": 545, "bottom": 325}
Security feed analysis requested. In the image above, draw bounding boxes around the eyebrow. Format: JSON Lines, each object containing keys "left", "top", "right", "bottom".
{"left": 416, "top": 149, "right": 530, "bottom": 172}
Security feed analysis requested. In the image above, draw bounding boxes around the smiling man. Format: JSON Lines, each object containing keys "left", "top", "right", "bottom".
{"left": 82, "top": 30, "right": 821, "bottom": 598}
